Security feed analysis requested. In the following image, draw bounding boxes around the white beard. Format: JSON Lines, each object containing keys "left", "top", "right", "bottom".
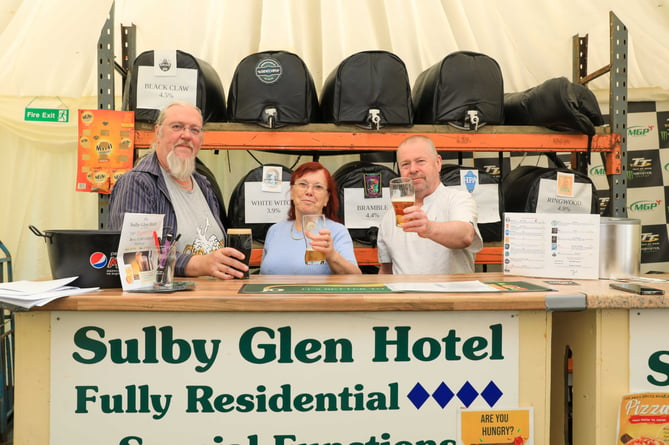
{"left": 166, "top": 150, "right": 195, "bottom": 181}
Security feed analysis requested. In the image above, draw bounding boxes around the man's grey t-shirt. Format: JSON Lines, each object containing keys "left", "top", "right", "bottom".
{"left": 162, "top": 168, "right": 225, "bottom": 255}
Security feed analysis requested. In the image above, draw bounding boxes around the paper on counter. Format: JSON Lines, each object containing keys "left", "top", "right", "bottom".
{"left": 0, "top": 276, "right": 78, "bottom": 295}
{"left": 385, "top": 280, "right": 501, "bottom": 293}
{"left": 503, "top": 212, "right": 600, "bottom": 279}
{"left": 117, "top": 213, "right": 164, "bottom": 291}
{"left": 0, "top": 277, "right": 99, "bottom": 310}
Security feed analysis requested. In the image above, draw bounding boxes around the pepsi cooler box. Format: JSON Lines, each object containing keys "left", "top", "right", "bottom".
{"left": 30, "top": 226, "right": 122, "bottom": 288}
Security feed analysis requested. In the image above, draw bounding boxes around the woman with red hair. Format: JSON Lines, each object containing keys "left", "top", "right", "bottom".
{"left": 260, "top": 162, "right": 361, "bottom": 274}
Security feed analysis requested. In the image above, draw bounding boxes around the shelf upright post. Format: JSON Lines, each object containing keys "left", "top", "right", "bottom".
{"left": 121, "top": 24, "right": 136, "bottom": 98}
{"left": 608, "top": 11, "right": 628, "bottom": 218}
{"left": 96, "top": 1, "right": 116, "bottom": 229}
{"left": 571, "top": 32, "right": 590, "bottom": 175}
{"left": 573, "top": 12, "right": 628, "bottom": 218}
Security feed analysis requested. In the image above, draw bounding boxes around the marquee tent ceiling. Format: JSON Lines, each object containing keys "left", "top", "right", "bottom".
{"left": 0, "top": 0, "right": 668, "bottom": 101}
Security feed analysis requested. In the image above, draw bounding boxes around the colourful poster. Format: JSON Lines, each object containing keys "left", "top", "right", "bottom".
{"left": 458, "top": 408, "right": 533, "bottom": 445}
{"left": 76, "top": 109, "right": 135, "bottom": 194}
{"left": 618, "top": 392, "right": 669, "bottom": 444}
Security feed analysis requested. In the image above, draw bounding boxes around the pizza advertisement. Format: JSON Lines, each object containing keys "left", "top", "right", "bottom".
{"left": 618, "top": 392, "right": 669, "bottom": 445}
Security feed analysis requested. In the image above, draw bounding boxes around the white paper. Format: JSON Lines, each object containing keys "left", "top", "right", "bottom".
{"left": 385, "top": 280, "right": 501, "bottom": 293}
{"left": 136, "top": 65, "right": 198, "bottom": 110}
{"left": 343, "top": 188, "right": 392, "bottom": 228}
{"left": 503, "top": 212, "right": 600, "bottom": 279}
{"left": 244, "top": 182, "right": 291, "bottom": 223}
{"left": 446, "top": 182, "right": 500, "bottom": 224}
{"left": 117, "top": 213, "right": 164, "bottom": 290}
{"left": 0, "top": 277, "right": 98, "bottom": 309}
{"left": 535, "top": 178, "right": 593, "bottom": 213}
{"left": 0, "top": 276, "right": 77, "bottom": 295}
{"left": 0, "top": 287, "right": 100, "bottom": 309}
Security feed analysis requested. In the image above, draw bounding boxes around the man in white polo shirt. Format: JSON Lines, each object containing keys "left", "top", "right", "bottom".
{"left": 377, "top": 135, "right": 482, "bottom": 274}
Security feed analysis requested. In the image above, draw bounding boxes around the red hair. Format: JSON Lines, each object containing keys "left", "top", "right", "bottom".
{"left": 287, "top": 162, "right": 340, "bottom": 222}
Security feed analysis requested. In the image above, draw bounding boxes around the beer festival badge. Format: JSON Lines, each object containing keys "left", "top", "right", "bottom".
{"left": 556, "top": 171, "right": 576, "bottom": 197}
{"left": 363, "top": 173, "right": 382, "bottom": 198}
{"left": 261, "top": 166, "right": 283, "bottom": 192}
{"left": 460, "top": 169, "right": 479, "bottom": 193}
{"left": 153, "top": 49, "right": 177, "bottom": 76}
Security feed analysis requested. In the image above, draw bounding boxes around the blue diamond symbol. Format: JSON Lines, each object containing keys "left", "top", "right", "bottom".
{"left": 407, "top": 383, "right": 430, "bottom": 408}
{"left": 456, "top": 381, "right": 479, "bottom": 407}
{"left": 481, "top": 381, "right": 503, "bottom": 407}
{"left": 432, "top": 382, "right": 454, "bottom": 408}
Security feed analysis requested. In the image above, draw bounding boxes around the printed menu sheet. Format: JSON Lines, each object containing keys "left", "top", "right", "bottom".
{"left": 117, "top": 213, "right": 164, "bottom": 290}
{"left": 503, "top": 212, "right": 600, "bottom": 279}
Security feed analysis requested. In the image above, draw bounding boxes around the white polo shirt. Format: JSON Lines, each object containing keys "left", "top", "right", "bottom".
{"left": 377, "top": 183, "right": 483, "bottom": 274}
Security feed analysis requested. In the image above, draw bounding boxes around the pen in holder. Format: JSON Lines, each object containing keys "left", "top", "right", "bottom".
{"left": 154, "top": 238, "right": 177, "bottom": 289}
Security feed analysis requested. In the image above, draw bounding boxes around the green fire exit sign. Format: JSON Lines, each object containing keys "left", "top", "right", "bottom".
{"left": 24, "top": 107, "right": 69, "bottom": 122}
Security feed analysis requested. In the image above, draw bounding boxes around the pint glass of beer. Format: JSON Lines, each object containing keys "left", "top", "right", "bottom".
{"left": 227, "top": 228, "right": 253, "bottom": 278}
{"left": 389, "top": 177, "right": 415, "bottom": 226}
{"left": 302, "top": 214, "right": 327, "bottom": 265}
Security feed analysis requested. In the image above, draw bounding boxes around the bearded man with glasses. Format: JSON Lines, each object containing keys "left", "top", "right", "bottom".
{"left": 108, "top": 101, "right": 249, "bottom": 279}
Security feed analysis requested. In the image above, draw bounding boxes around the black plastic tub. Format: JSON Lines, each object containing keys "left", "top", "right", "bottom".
{"left": 29, "top": 225, "right": 121, "bottom": 288}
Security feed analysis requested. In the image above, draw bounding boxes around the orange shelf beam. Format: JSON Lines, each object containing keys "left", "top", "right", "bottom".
{"left": 134, "top": 124, "right": 619, "bottom": 154}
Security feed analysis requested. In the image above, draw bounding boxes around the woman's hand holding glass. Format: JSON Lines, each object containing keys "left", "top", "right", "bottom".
{"left": 304, "top": 228, "right": 334, "bottom": 259}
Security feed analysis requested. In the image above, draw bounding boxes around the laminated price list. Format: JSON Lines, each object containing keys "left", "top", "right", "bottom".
{"left": 503, "top": 212, "right": 600, "bottom": 279}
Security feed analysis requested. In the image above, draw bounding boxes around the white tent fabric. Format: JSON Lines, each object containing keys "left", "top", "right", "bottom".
{"left": 1, "top": 0, "right": 668, "bottom": 280}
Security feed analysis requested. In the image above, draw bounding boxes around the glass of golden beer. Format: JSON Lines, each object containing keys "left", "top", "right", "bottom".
{"left": 389, "top": 177, "right": 415, "bottom": 226}
{"left": 302, "top": 214, "right": 327, "bottom": 264}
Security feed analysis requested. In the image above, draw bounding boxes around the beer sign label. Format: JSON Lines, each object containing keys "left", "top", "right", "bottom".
{"left": 343, "top": 188, "right": 392, "bottom": 228}
{"left": 363, "top": 173, "right": 382, "bottom": 198}
{"left": 244, "top": 182, "right": 291, "bottom": 223}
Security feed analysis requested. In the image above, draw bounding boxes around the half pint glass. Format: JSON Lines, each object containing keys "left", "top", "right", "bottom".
{"left": 389, "top": 177, "right": 415, "bottom": 226}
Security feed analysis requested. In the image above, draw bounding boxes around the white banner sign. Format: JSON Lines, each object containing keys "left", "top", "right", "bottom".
{"left": 629, "top": 309, "right": 669, "bottom": 392}
{"left": 535, "top": 178, "right": 593, "bottom": 213}
{"left": 343, "top": 188, "right": 392, "bottom": 228}
{"left": 136, "top": 66, "right": 198, "bottom": 110}
{"left": 51, "top": 311, "right": 520, "bottom": 445}
{"left": 244, "top": 182, "right": 291, "bottom": 223}
{"left": 446, "top": 182, "right": 500, "bottom": 224}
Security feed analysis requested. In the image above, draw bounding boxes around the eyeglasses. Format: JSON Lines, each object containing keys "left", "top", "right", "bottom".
{"left": 293, "top": 181, "right": 328, "bottom": 194}
{"left": 166, "top": 123, "right": 203, "bottom": 136}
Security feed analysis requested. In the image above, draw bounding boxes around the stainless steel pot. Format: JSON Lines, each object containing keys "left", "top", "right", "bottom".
{"left": 599, "top": 217, "right": 641, "bottom": 279}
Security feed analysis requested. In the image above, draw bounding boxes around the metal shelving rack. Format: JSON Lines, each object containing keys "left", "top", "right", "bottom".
{"left": 573, "top": 10, "right": 628, "bottom": 217}
{"left": 97, "top": 7, "right": 628, "bottom": 228}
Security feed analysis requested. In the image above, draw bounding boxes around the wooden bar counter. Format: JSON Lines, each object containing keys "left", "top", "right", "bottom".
{"left": 32, "top": 273, "right": 559, "bottom": 312}
{"left": 12, "top": 273, "right": 669, "bottom": 445}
